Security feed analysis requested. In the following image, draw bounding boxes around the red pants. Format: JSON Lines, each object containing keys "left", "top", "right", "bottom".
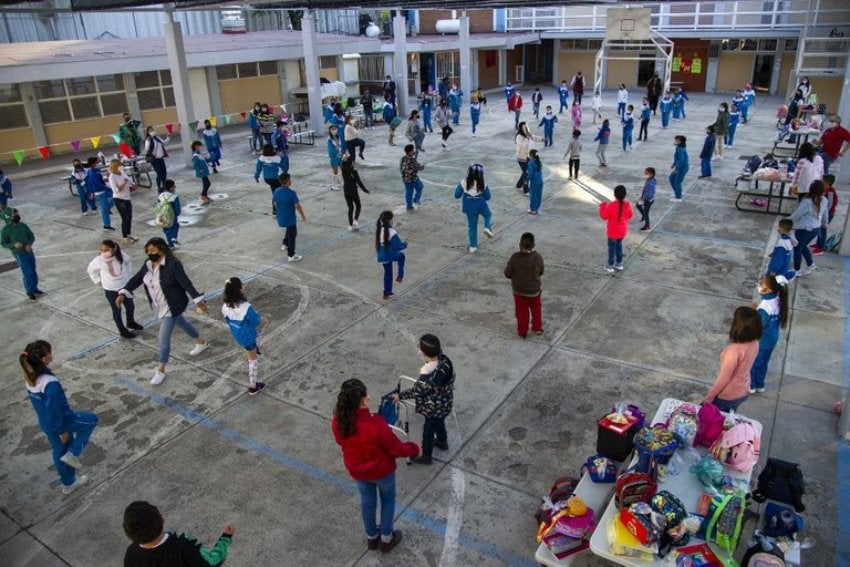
{"left": 513, "top": 293, "right": 542, "bottom": 337}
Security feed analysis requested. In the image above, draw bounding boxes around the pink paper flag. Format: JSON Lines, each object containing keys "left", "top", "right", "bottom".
{"left": 240, "top": 111, "right": 247, "bottom": 119}
{"left": 90, "top": 136, "right": 101, "bottom": 149}
{"left": 12, "top": 149, "right": 25, "bottom": 166}
{"left": 269, "top": 105, "right": 275, "bottom": 113}
{"left": 70, "top": 139, "right": 81, "bottom": 151}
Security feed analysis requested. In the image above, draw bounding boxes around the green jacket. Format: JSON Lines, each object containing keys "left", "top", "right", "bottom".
{"left": 0, "top": 207, "right": 12, "bottom": 225}
{"left": 0, "top": 221, "right": 35, "bottom": 254}
{"left": 119, "top": 119, "right": 142, "bottom": 147}
{"left": 713, "top": 111, "right": 729, "bottom": 136}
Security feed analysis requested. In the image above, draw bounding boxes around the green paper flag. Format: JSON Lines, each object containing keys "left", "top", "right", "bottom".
{"left": 13, "top": 149, "right": 25, "bottom": 166}
{"left": 111, "top": 134, "right": 121, "bottom": 144}
{"left": 225, "top": 114, "right": 232, "bottom": 125}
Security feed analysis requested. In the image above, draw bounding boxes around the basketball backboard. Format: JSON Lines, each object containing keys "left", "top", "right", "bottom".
{"left": 605, "top": 7, "right": 652, "bottom": 41}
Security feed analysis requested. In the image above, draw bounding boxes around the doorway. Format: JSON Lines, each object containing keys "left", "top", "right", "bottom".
{"left": 752, "top": 54, "right": 773, "bottom": 90}
{"left": 637, "top": 60, "right": 655, "bottom": 86}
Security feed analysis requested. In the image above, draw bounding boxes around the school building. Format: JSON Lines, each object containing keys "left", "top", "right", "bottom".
{"left": 0, "top": 1, "right": 848, "bottom": 159}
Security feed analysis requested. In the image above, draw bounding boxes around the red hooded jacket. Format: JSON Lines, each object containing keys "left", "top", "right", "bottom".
{"left": 599, "top": 199, "right": 633, "bottom": 239}
{"left": 332, "top": 408, "right": 419, "bottom": 481}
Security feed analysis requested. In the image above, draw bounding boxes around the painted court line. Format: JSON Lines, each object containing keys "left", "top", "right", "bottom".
{"left": 114, "top": 377, "right": 537, "bottom": 567}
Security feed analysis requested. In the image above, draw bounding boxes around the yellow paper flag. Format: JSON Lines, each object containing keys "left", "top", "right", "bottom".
{"left": 90, "top": 136, "right": 101, "bottom": 149}
{"left": 210, "top": 117, "right": 218, "bottom": 127}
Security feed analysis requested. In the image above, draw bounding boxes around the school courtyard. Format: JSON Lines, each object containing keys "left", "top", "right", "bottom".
{"left": 0, "top": 91, "right": 848, "bottom": 566}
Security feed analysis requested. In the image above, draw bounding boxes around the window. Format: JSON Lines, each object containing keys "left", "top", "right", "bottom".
{"left": 35, "top": 74, "right": 128, "bottom": 124}
{"left": 319, "top": 56, "right": 338, "bottom": 69}
{"left": 135, "top": 70, "right": 173, "bottom": 111}
{"left": 259, "top": 60, "right": 278, "bottom": 75}
{"left": 217, "top": 61, "right": 279, "bottom": 81}
{"left": 237, "top": 63, "right": 258, "bottom": 77}
{"left": 0, "top": 84, "right": 29, "bottom": 129}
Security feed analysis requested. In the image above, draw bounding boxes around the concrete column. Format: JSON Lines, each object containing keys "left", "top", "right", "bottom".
{"left": 498, "top": 48, "right": 507, "bottom": 85}
{"left": 163, "top": 15, "right": 195, "bottom": 158}
{"left": 459, "top": 14, "right": 472, "bottom": 96}
{"left": 412, "top": 54, "right": 422, "bottom": 96}
{"left": 393, "top": 14, "right": 410, "bottom": 116}
{"left": 769, "top": 40, "right": 784, "bottom": 95}
{"left": 19, "top": 83, "right": 48, "bottom": 147}
{"left": 470, "top": 49, "right": 479, "bottom": 91}
{"left": 552, "top": 39, "right": 560, "bottom": 85}
{"left": 301, "top": 9, "right": 323, "bottom": 133}
{"left": 205, "top": 66, "right": 223, "bottom": 117}
{"left": 123, "top": 73, "right": 143, "bottom": 124}
{"left": 278, "top": 59, "right": 290, "bottom": 111}
{"left": 705, "top": 55, "right": 719, "bottom": 93}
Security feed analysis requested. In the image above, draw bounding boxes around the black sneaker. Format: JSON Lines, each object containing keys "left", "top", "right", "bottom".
{"left": 379, "top": 530, "right": 402, "bottom": 553}
{"left": 127, "top": 321, "right": 144, "bottom": 331}
{"left": 367, "top": 537, "right": 379, "bottom": 550}
{"left": 410, "top": 455, "right": 433, "bottom": 465}
{"left": 120, "top": 330, "right": 137, "bottom": 339}
{"left": 248, "top": 382, "right": 266, "bottom": 396}
{"left": 27, "top": 293, "right": 37, "bottom": 300}
{"left": 34, "top": 290, "right": 47, "bottom": 296}
{"left": 435, "top": 442, "right": 449, "bottom": 451}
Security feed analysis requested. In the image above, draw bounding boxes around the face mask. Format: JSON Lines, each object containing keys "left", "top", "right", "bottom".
{"left": 418, "top": 349, "right": 429, "bottom": 361}
{"left": 11, "top": 215, "right": 20, "bottom": 223}
{"left": 100, "top": 251, "right": 113, "bottom": 260}
{"left": 147, "top": 253, "right": 161, "bottom": 262}
{"left": 261, "top": 107, "right": 268, "bottom": 113}
{"left": 719, "top": 107, "right": 724, "bottom": 111}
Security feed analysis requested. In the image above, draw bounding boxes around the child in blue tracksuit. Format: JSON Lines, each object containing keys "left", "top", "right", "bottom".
{"left": 248, "top": 102, "right": 261, "bottom": 154}
{"left": 191, "top": 141, "right": 213, "bottom": 204}
{"left": 636, "top": 167, "right": 656, "bottom": 231}
{"left": 448, "top": 85, "right": 463, "bottom": 125}
{"left": 454, "top": 164, "right": 493, "bottom": 253}
{"left": 669, "top": 135, "right": 689, "bottom": 200}
{"left": 699, "top": 125, "right": 716, "bottom": 178}
{"left": 255, "top": 144, "right": 286, "bottom": 213}
{"left": 222, "top": 277, "right": 268, "bottom": 395}
{"left": 637, "top": 100, "right": 651, "bottom": 141}
{"left": 470, "top": 99, "right": 481, "bottom": 136}
{"left": 270, "top": 121, "right": 290, "bottom": 172}
{"left": 621, "top": 105, "right": 634, "bottom": 151}
{"left": 419, "top": 92, "right": 434, "bottom": 133}
{"left": 202, "top": 120, "right": 221, "bottom": 173}
{"left": 725, "top": 104, "right": 741, "bottom": 148}
{"left": 376, "top": 210, "right": 407, "bottom": 299}
{"left": 538, "top": 106, "right": 558, "bottom": 147}
{"left": 527, "top": 150, "right": 543, "bottom": 215}
{"left": 504, "top": 82, "right": 515, "bottom": 107}
{"left": 158, "top": 180, "right": 181, "bottom": 248}
{"left": 731, "top": 91, "right": 746, "bottom": 119}
{"left": 766, "top": 219, "right": 797, "bottom": 281}
{"left": 659, "top": 92, "right": 673, "bottom": 129}
{"left": 22, "top": 340, "right": 98, "bottom": 495}
{"left": 70, "top": 159, "right": 96, "bottom": 215}
{"left": 0, "top": 169, "right": 13, "bottom": 208}
{"left": 672, "top": 89, "right": 687, "bottom": 120}
{"left": 594, "top": 120, "right": 611, "bottom": 166}
{"left": 749, "top": 274, "right": 788, "bottom": 393}
{"left": 85, "top": 156, "right": 114, "bottom": 231}
{"left": 742, "top": 84, "right": 756, "bottom": 123}
{"left": 557, "top": 81, "right": 570, "bottom": 114}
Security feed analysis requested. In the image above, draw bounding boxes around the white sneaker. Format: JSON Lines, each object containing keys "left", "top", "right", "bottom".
{"left": 670, "top": 197, "right": 682, "bottom": 202}
{"left": 483, "top": 228, "right": 494, "bottom": 238}
{"left": 756, "top": 388, "right": 765, "bottom": 393}
{"left": 281, "top": 244, "right": 287, "bottom": 250}
{"left": 614, "top": 264, "right": 624, "bottom": 271}
{"left": 413, "top": 203, "right": 419, "bottom": 210}
{"left": 288, "top": 255, "right": 303, "bottom": 262}
{"left": 189, "top": 341, "right": 209, "bottom": 356}
{"left": 60, "top": 452, "right": 83, "bottom": 470}
{"left": 604, "top": 266, "right": 615, "bottom": 274}
{"left": 468, "top": 247, "right": 477, "bottom": 253}
{"left": 151, "top": 369, "right": 166, "bottom": 385}
{"left": 749, "top": 388, "right": 757, "bottom": 394}
{"left": 799, "top": 264, "right": 818, "bottom": 276}
{"left": 62, "top": 474, "right": 89, "bottom": 495}
{"left": 352, "top": 220, "right": 359, "bottom": 229}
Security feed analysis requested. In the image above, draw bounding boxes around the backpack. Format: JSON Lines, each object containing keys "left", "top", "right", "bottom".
{"left": 650, "top": 490, "right": 688, "bottom": 529}
{"left": 703, "top": 491, "right": 746, "bottom": 555}
{"left": 580, "top": 454, "right": 618, "bottom": 483}
{"left": 710, "top": 421, "right": 760, "bottom": 473}
{"left": 761, "top": 502, "right": 803, "bottom": 538}
{"left": 824, "top": 231, "right": 842, "bottom": 252}
{"left": 742, "top": 533, "right": 786, "bottom": 567}
{"left": 762, "top": 154, "right": 779, "bottom": 169}
{"left": 744, "top": 155, "right": 762, "bottom": 173}
{"left": 154, "top": 194, "right": 175, "bottom": 228}
{"left": 752, "top": 458, "right": 805, "bottom": 512}
{"left": 633, "top": 426, "right": 678, "bottom": 473}
{"left": 377, "top": 391, "right": 399, "bottom": 426}
{"left": 667, "top": 403, "right": 699, "bottom": 447}
{"left": 694, "top": 402, "right": 725, "bottom": 447}
{"left": 615, "top": 472, "right": 657, "bottom": 509}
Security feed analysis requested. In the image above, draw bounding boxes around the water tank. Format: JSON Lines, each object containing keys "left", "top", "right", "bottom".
{"left": 365, "top": 22, "right": 381, "bottom": 38}
{"left": 435, "top": 19, "right": 460, "bottom": 34}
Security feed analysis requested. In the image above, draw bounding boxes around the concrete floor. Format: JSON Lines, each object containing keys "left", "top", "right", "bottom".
{"left": 0, "top": 90, "right": 847, "bottom": 567}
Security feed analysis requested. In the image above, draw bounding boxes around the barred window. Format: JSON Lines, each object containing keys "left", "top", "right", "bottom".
{"left": 135, "top": 71, "right": 174, "bottom": 111}
{"left": 34, "top": 75, "right": 127, "bottom": 124}
{"left": 217, "top": 61, "right": 278, "bottom": 80}
{"left": 0, "top": 84, "right": 28, "bottom": 129}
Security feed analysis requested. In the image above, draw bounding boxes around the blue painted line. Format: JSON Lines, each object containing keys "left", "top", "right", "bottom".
{"left": 115, "top": 377, "right": 537, "bottom": 567}
{"left": 652, "top": 229, "right": 765, "bottom": 250}
{"left": 838, "top": 258, "right": 850, "bottom": 566}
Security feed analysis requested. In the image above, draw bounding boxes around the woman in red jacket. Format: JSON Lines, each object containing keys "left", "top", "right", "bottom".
{"left": 332, "top": 378, "right": 419, "bottom": 553}
{"left": 599, "top": 184, "right": 633, "bottom": 273}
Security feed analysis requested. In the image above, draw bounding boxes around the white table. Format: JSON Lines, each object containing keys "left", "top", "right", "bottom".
{"left": 588, "top": 398, "right": 762, "bottom": 567}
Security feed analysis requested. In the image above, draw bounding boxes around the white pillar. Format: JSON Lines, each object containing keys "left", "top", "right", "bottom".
{"left": 769, "top": 40, "right": 784, "bottom": 95}
{"left": 205, "top": 66, "right": 222, "bottom": 117}
{"left": 498, "top": 48, "right": 507, "bottom": 85}
{"left": 393, "top": 14, "right": 410, "bottom": 116}
{"left": 19, "top": 83, "right": 48, "bottom": 147}
{"left": 163, "top": 15, "right": 195, "bottom": 163}
{"left": 552, "top": 39, "right": 560, "bottom": 86}
{"left": 459, "top": 14, "right": 472, "bottom": 96}
{"left": 123, "top": 73, "right": 143, "bottom": 125}
{"left": 302, "top": 9, "right": 323, "bottom": 133}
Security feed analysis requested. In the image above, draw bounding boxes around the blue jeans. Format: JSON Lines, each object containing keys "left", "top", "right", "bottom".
{"left": 817, "top": 213, "right": 833, "bottom": 248}
{"left": 355, "top": 472, "right": 396, "bottom": 538}
{"left": 713, "top": 395, "right": 747, "bottom": 412}
{"left": 95, "top": 192, "right": 113, "bottom": 228}
{"left": 607, "top": 238, "right": 623, "bottom": 267}
{"left": 793, "top": 228, "right": 818, "bottom": 270}
{"left": 821, "top": 153, "right": 836, "bottom": 175}
{"left": 636, "top": 199, "right": 653, "bottom": 228}
{"left": 76, "top": 184, "right": 96, "bottom": 213}
{"left": 151, "top": 158, "right": 167, "bottom": 191}
{"left": 382, "top": 254, "right": 405, "bottom": 296}
{"left": 669, "top": 169, "right": 687, "bottom": 199}
{"left": 163, "top": 223, "right": 180, "bottom": 248}
{"left": 701, "top": 157, "right": 712, "bottom": 177}
{"left": 533, "top": 102, "right": 540, "bottom": 117}
{"left": 422, "top": 415, "right": 447, "bottom": 458}
{"left": 404, "top": 180, "right": 423, "bottom": 209}
{"left": 516, "top": 160, "right": 529, "bottom": 193}
{"left": 725, "top": 123, "right": 737, "bottom": 146}
{"left": 559, "top": 97, "right": 569, "bottom": 113}
{"left": 472, "top": 118, "right": 479, "bottom": 134}
{"left": 452, "top": 109, "right": 460, "bottom": 125}
{"left": 466, "top": 211, "right": 492, "bottom": 248}
{"left": 250, "top": 128, "right": 262, "bottom": 152}
{"left": 14, "top": 251, "right": 39, "bottom": 295}
{"left": 158, "top": 313, "right": 200, "bottom": 364}
{"left": 45, "top": 411, "right": 98, "bottom": 486}
{"left": 364, "top": 110, "right": 374, "bottom": 128}
{"left": 622, "top": 129, "right": 633, "bottom": 151}
{"left": 617, "top": 102, "right": 626, "bottom": 118}
{"left": 105, "top": 289, "right": 136, "bottom": 334}
{"left": 750, "top": 345, "right": 775, "bottom": 390}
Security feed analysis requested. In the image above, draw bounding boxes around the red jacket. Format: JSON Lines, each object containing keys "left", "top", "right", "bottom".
{"left": 508, "top": 94, "right": 522, "bottom": 112}
{"left": 599, "top": 199, "right": 633, "bottom": 239}
{"left": 332, "top": 408, "right": 419, "bottom": 481}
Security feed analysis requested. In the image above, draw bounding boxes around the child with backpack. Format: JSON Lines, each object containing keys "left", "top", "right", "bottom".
{"left": 504, "top": 232, "right": 545, "bottom": 338}
{"left": 538, "top": 105, "right": 558, "bottom": 148}
{"left": 702, "top": 306, "right": 762, "bottom": 412}
{"left": 621, "top": 105, "right": 634, "bottom": 152}
{"left": 594, "top": 119, "right": 610, "bottom": 167}
{"left": 190, "top": 141, "right": 213, "bottom": 205}
{"left": 222, "top": 277, "right": 268, "bottom": 395}
{"left": 202, "top": 120, "right": 222, "bottom": 173}
{"left": 564, "top": 130, "right": 582, "bottom": 179}
{"left": 699, "top": 125, "right": 717, "bottom": 178}
{"left": 375, "top": 210, "right": 407, "bottom": 300}
{"left": 749, "top": 275, "right": 789, "bottom": 394}
{"left": 155, "top": 180, "right": 181, "bottom": 249}
{"left": 813, "top": 174, "right": 838, "bottom": 254}
{"left": 599, "top": 185, "right": 633, "bottom": 273}
{"left": 636, "top": 167, "right": 656, "bottom": 232}
{"left": 454, "top": 164, "right": 494, "bottom": 253}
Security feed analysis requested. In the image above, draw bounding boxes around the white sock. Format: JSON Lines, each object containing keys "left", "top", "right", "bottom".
{"left": 248, "top": 359, "right": 258, "bottom": 388}
{"left": 381, "top": 533, "right": 394, "bottom": 543}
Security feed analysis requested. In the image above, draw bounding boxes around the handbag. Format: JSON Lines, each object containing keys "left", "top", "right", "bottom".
{"left": 580, "top": 454, "right": 617, "bottom": 483}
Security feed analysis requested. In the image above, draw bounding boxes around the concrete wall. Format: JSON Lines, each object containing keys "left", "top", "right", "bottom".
{"left": 716, "top": 52, "right": 756, "bottom": 92}
{"left": 812, "top": 78, "right": 844, "bottom": 114}
{"left": 44, "top": 114, "right": 126, "bottom": 154}
{"left": 418, "top": 9, "right": 494, "bottom": 33}
{"left": 776, "top": 52, "right": 796, "bottom": 96}
{"left": 557, "top": 49, "right": 596, "bottom": 84}
{"left": 0, "top": 127, "right": 36, "bottom": 159}
{"left": 189, "top": 68, "right": 211, "bottom": 121}
{"left": 507, "top": 48, "right": 522, "bottom": 83}
{"left": 219, "top": 76, "right": 281, "bottom": 115}
{"left": 606, "top": 54, "right": 638, "bottom": 89}
{"left": 478, "top": 49, "right": 500, "bottom": 89}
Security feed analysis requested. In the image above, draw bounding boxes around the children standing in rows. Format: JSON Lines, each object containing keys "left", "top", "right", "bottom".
{"left": 669, "top": 135, "right": 689, "bottom": 201}
{"left": 749, "top": 274, "right": 788, "bottom": 394}
{"left": 637, "top": 99, "right": 651, "bottom": 142}
{"left": 435, "top": 100, "right": 453, "bottom": 149}
{"left": 400, "top": 145, "right": 425, "bottom": 211}
{"left": 23, "top": 340, "right": 99, "bottom": 495}
{"left": 599, "top": 185, "right": 633, "bottom": 273}
{"left": 538, "top": 106, "right": 558, "bottom": 148}
{"left": 725, "top": 104, "right": 741, "bottom": 149}
{"left": 617, "top": 84, "right": 629, "bottom": 119}
{"left": 527, "top": 150, "right": 543, "bottom": 215}
{"left": 531, "top": 87, "right": 543, "bottom": 119}
{"left": 659, "top": 92, "right": 673, "bottom": 129}
{"left": 699, "top": 125, "right": 717, "bottom": 179}
{"left": 202, "top": 120, "right": 222, "bottom": 173}
{"left": 254, "top": 144, "right": 286, "bottom": 213}
{"left": 341, "top": 156, "right": 370, "bottom": 231}
{"left": 766, "top": 219, "right": 797, "bottom": 281}
{"left": 672, "top": 89, "right": 686, "bottom": 121}
{"left": 222, "top": 277, "right": 268, "bottom": 396}
{"left": 636, "top": 167, "right": 656, "bottom": 232}
{"left": 191, "top": 141, "right": 214, "bottom": 205}
{"left": 274, "top": 173, "right": 306, "bottom": 263}
{"left": 571, "top": 100, "right": 582, "bottom": 131}
{"left": 621, "top": 105, "right": 634, "bottom": 152}
{"left": 742, "top": 83, "right": 756, "bottom": 123}
{"left": 327, "top": 125, "right": 343, "bottom": 191}
{"left": 375, "top": 210, "right": 407, "bottom": 300}
{"left": 470, "top": 98, "right": 481, "bottom": 137}
{"left": 155, "top": 180, "right": 181, "bottom": 249}
{"left": 713, "top": 103, "right": 730, "bottom": 158}
{"left": 454, "top": 164, "right": 493, "bottom": 254}
{"left": 594, "top": 119, "right": 610, "bottom": 167}
{"left": 504, "top": 232, "right": 545, "bottom": 339}
{"left": 564, "top": 130, "right": 582, "bottom": 180}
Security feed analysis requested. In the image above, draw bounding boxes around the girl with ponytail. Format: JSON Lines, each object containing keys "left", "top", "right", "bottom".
{"left": 598, "top": 184, "right": 633, "bottom": 273}
{"left": 332, "top": 378, "right": 419, "bottom": 553}
{"left": 222, "top": 277, "right": 268, "bottom": 395}
{"left": 375, "top": 211, "right": 407, "bottom": 300}
{"left": 22, "top": 340, "right": 99, "bottom": 495}
{"left": 750, "top": 275, "right": 790, "bottom": 393}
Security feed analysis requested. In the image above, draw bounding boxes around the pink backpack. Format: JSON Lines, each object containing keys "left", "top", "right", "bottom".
{"left": 552, "top": 508, "right": 596, "bottom": 539}
{"left": 711, "top": 421, "right": 760, "bottom": 473}
{"left": 695, "top": 403, "right": 725, "bottom": 447}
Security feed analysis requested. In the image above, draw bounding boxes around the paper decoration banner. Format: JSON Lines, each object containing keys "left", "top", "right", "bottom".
{"left": 269, "top": 105, "right": 275, "bottom": 113}
{"left": 90, "top": 136, "right": 101, "bottom": 149}
{"left": 210, "top": 116, "right": 217, "bottom": 127}
{"left": 165, "top": 123, "right": 174, "bottom": 134}
{"left": 118, "top": 142, "right": 133, "bottom": 158}
{"left": 240, "top": 111, "right": 247, "bottom": 119}
{"left": 38, "top": 146, "right": 50, "bottom": 159}
{"left": 225, "top": 114, "right": 231, "bottom": 125}
{"left": 111, "top": 134, "right": 121, "bottom": 144}
{"left": 13, "top": 149, "right": 25, "bottom": 166}
{"left": 71, "top": 139, "right": 81, "bottom": 151}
